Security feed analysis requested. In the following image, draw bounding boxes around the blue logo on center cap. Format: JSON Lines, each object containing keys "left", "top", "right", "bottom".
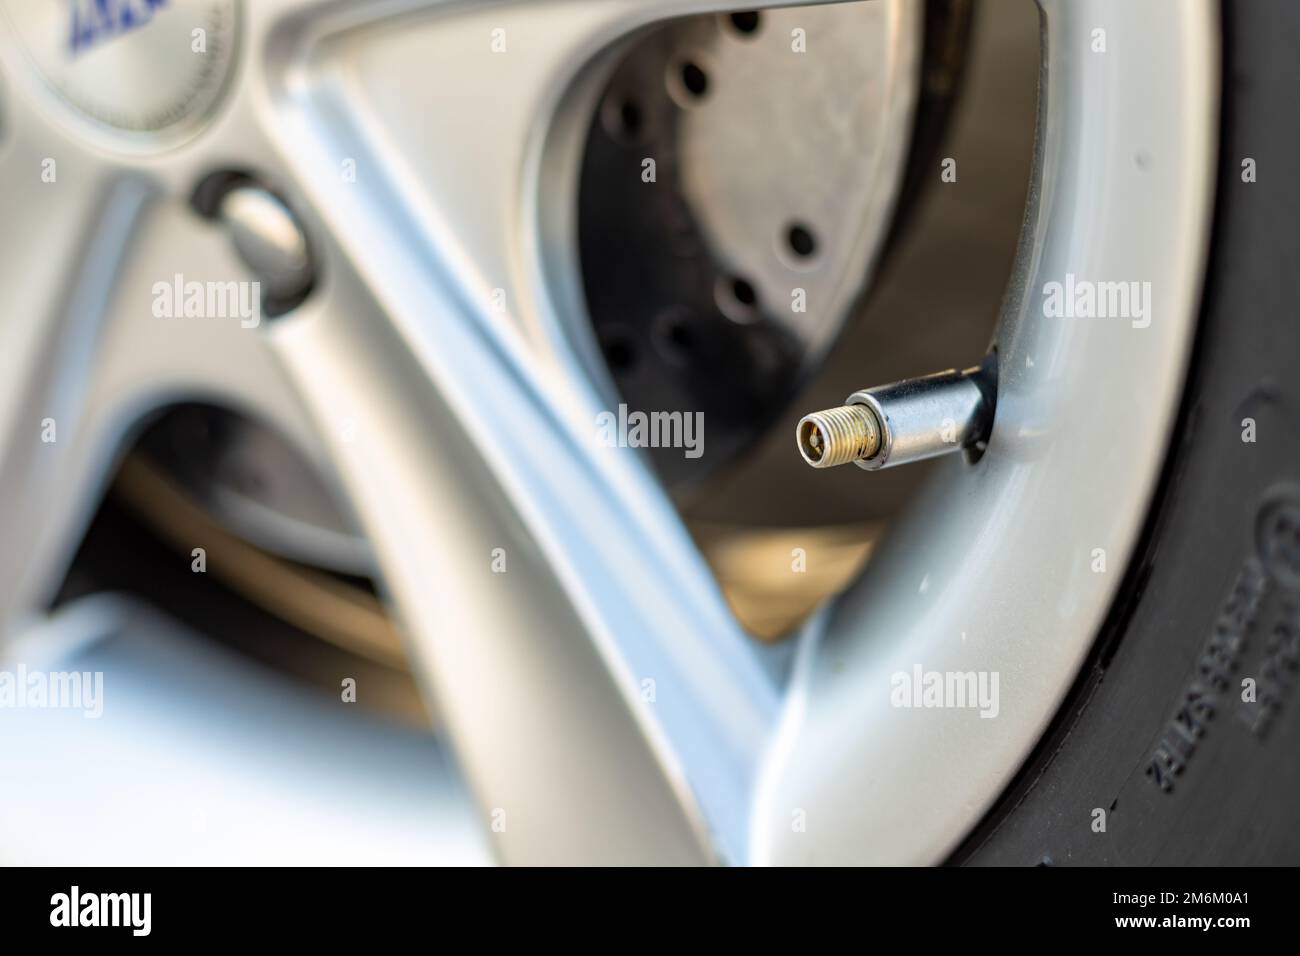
{"left": 69, "top": 0, "right": 169, "bottom": 56}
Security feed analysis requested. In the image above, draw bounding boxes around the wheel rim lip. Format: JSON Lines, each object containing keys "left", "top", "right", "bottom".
{"left": 750, "top": 0, "right": 1220, "bottom": 865}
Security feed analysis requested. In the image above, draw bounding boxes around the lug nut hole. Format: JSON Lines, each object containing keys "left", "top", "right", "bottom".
{"left": 601, "top": 95, "right": 645, "bottom": 144}
{"left": 786, "top": 223, "right": 817, "bottom": 259}
{"left": 727, "top": 12, "right": 762, "bottom": 36}
{"left": 716, "top": 274, "right": 760, "bottom": 323}
{"left": 668, "top": 58, "right": 711, "bottom": 107}
{"left": 652, "top": 309, "right": 698, "bottom": 365}
{"left": 680, "top": 62, "right": 708, "bottom": 97}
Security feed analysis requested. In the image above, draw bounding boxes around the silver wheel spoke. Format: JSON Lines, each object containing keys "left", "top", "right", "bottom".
{"left": 0, "top": 160, "right": 147, "bottom": 630}
{"left": 0, "top": 128, "right": 325, "bottom": 633}
{"left": 252, "top": 0, "right": 834, "bottom": 864}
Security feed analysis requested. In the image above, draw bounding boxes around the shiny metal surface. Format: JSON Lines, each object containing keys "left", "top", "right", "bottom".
{"left": 219, "top": 185, "right": 316, "bottom": 309}
{"left": 797, "top": 364, "right": 991, "bottom": 469}
{"left": 848, "top": 364, "right": 990, "bottom": 469}
{"left": 0, "top": 0, "right": 1217, "bottom": 866}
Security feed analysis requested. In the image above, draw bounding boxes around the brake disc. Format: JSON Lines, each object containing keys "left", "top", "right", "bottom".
{"left": 579, "top": 2, "right": 924, "bottom": 485}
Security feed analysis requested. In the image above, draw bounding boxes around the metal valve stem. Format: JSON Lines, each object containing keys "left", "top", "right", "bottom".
{"left": 796, "top": 363, "right": 995, "bottom": 471}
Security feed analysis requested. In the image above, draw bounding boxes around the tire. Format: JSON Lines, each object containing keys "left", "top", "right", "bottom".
{"left": 956, "top": 0, "right": 1300, "bottom": 866}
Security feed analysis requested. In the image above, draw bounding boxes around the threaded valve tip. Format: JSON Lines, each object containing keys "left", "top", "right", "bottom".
{"left": 796, "top": 405, "right": 880, "bottom": 468}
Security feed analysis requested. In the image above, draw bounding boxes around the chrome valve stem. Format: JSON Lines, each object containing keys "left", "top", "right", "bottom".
{"left": 796, "top": 362, "right": 995, "bottom": 471}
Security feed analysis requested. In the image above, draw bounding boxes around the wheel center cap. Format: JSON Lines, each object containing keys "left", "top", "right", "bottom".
{"left": 1, "top": 0, "right": 239, "bottom": 142}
